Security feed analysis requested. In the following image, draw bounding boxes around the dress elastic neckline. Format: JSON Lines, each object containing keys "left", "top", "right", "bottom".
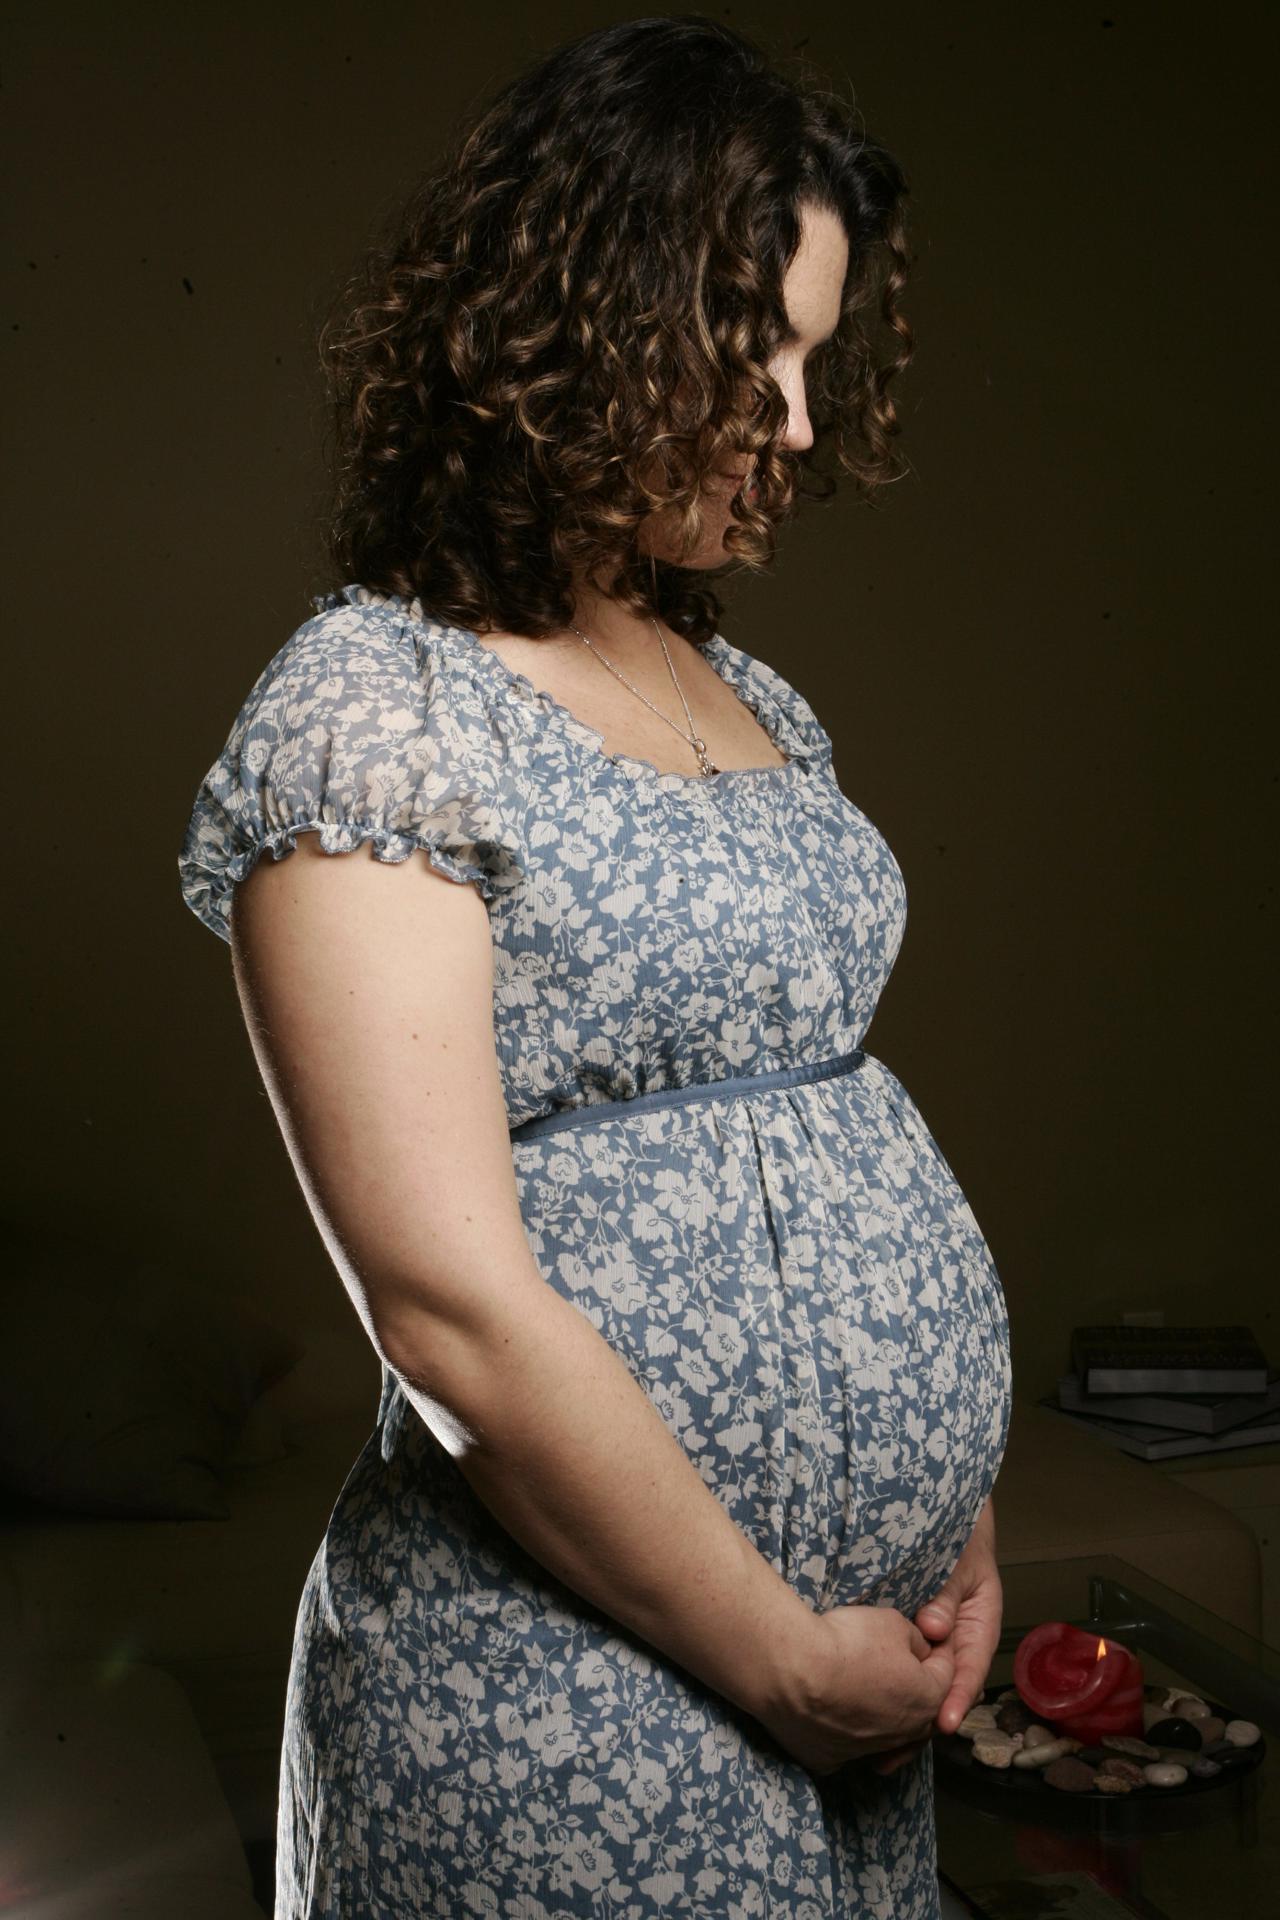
{"left": 316, "top": 583, "right": 817, "bottom": 793}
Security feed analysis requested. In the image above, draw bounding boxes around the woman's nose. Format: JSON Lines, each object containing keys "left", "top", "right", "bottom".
{"left": 781, "top": 381, "right": 814, "bottom": 453}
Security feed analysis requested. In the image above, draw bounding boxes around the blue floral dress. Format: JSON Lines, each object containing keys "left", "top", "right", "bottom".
{"left": 178, "top": 583, "right": 1013, "bottom": 1920}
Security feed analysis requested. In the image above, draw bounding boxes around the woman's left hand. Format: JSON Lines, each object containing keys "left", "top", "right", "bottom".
{"left": 871, "top": 1498, "right": 1004, "bottom": 1776}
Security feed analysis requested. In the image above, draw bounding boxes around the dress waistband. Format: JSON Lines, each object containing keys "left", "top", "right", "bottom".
{"left": 508, "top": 1045, "right": 867, "bottom": 1144}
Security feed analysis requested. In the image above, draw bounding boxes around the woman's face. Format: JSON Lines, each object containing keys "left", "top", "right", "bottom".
{"left": 640, "top": 200, "right": 850, "bottom": 569}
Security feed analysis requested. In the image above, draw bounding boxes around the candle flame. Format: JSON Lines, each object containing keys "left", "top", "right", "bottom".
{"left": 1096, "top": 1638, "right": 1107, "bottom": 1660}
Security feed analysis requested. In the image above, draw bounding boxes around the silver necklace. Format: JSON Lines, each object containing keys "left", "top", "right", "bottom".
{"left": 567, "top": 616, "right": 720, "bottom": 777}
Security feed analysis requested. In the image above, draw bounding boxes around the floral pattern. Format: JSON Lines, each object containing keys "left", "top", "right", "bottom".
{"left": 178, "top": 584, "right": 1013, "bottom": 1917}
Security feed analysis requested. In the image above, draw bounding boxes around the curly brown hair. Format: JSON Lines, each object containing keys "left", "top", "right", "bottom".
{"left": 315, "top": 14, "right": 915, "bottom": 647}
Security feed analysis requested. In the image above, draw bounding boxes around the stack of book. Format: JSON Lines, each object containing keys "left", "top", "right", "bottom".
{"left": 1038, "top": 1324, "right": 1280, "bottom": 1461}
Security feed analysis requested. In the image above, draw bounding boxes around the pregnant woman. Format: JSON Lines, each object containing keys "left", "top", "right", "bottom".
{"left": 179, "top": 17, "right": 1013, "bottom": 1917}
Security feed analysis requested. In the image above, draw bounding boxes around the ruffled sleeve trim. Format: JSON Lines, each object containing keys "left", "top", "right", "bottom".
{"left": 181, "top": 815, "right": 523, "bottom": 946}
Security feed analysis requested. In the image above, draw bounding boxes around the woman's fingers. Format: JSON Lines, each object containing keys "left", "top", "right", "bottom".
{"left": 916, "top": 1599, "right": 953, "bottom": 1638}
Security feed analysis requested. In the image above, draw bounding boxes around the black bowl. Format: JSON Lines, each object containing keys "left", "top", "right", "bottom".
{"left": 932, "top": 1684, "right": 1265, "bottom": 1833}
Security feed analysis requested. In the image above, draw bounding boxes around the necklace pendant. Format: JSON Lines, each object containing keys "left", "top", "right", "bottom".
{"left": 571, "top": 621, "right": 720, "bottom": 777}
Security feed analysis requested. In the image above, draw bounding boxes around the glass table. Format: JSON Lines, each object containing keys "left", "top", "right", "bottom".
{"left": 933, "top": 1554, "right": 1280, "bottom": 1920}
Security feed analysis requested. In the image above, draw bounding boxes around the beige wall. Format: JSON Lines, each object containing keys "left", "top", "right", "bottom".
{"left": 5, "top": 2, "right": 1274, "bottom": 1407}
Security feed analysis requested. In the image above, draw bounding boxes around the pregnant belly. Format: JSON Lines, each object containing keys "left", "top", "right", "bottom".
{"left": 508, "top": 1051, "right": 1014, "bottom": 1620}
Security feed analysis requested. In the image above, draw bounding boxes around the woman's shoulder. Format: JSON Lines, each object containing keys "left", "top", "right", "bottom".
{"left": 177, "top": 584, "right": 530, "bottom": 944}
{"left": 711, "top": 628, "right": 835, "bottom": 766}
{"left": 221, "top": 584, "right": 511, "bottom": 753}
{"left": 276, "top": 581, "right": 471, "bottom": 678}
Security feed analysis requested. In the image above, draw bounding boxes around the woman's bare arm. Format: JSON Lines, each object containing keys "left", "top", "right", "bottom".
{"left": 228, "top": 834, "right": 823, "bottom": 1723}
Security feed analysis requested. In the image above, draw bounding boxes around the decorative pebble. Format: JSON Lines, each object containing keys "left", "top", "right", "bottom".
{"left": 1021, "top": 1725, "right": 1057, "bottom": 1749}
{"left": 1198, "top": 1715, "right": 1226, "bottom": 1746}
{"left": 1143, "top": 1762, "right": 1188, "bottom": 1788}
{"left": 1075, "top": 1745, "right": 1109, "bottom": 1767}
{"left": 1095, "top": 1772, "right": 1133, "bottom": 1793}
{"left": 956, "top": 1706, "right": 999, "bottom": 1739}
{"left": 1045, "top": 1756, "right": 1098, "bottom": 1793}
{"left": 1102, "top": 1735, "right": 1163, "bottom": 1760}
{"left": 1224, "top": 1720, "right": 1261, "bottom": 1748}
{"left": 1171, "top": 1696, "right": 1212, "bottom": 1721}
{"left": 996, "top": 1688, "right": 1020, "bottom": 1705}
{"left": 1162, "top": 1688, "right": 1205, "bottom": 1714}
{"left": 1205, "top": 1745, "right": 1255, "bottom": 1773}
{"left": 996, "top": 1700, "right": 1037, "bottom": 1735}
{"left": 1013, "top": 1739, "right": 1071, "bottom": 1769}
{"left": 1190, "top": 1756, "right": 1223, "bottom": 1779}
{"left": 1099, "top": 1757, "right": 1148, "bottom": 1787}
{"left": 973, "top": 1738, "right": 1016, "bottom": 1769}
{"left": 1145, "top": 1717, "right": 1203, "bottom": 1751}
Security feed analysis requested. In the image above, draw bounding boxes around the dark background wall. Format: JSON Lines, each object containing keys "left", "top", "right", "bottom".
{"left": 5, "top": 1, "right": 1275, "bottom": 1407}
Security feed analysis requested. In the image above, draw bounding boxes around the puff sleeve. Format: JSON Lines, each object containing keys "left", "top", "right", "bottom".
{"left": 178, "top": 601, "right": 529, "bottom": 943}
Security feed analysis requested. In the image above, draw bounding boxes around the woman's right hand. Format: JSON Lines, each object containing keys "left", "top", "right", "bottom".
{"left": 754, "top": 1600, "right": 957, "bottom": 1776}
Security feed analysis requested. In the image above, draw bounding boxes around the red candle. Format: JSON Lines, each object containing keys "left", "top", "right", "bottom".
{"left": 1013, "top": 1622, "right": 1145, "bottom": 1744}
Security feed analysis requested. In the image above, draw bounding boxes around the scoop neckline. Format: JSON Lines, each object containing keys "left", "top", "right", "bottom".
{"left": 326, "top": 584, "right": 815, "bottom": 792}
